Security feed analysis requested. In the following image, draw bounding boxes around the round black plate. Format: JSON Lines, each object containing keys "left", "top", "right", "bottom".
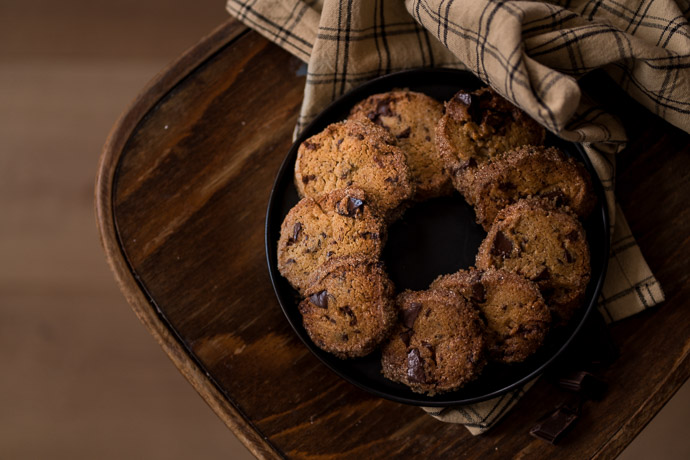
{"left": 265, "top": 68, "right": 609, "bottom": 406}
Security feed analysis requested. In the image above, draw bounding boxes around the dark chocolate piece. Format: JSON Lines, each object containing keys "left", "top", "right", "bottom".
{"left": 491, "top": 231, "right": 513, "bottom": 258}
{"left": 406, "top": 348, "right": 426, "bottom": 383}
{"left": 339, "top": 305, "right": 357, "bottom": 326}
{"left": 558, "top": 371, "right": 607, "bottom": 400}
{"left": 309, "top": 290, "right": 329, "bottom": 309}
{"left": 396, "top": 127, "right": 411, "bottom": 139}
{"left": 335, "top": 196, "right": 364, "bottom": 217}
{"left": 287, "top": 222, "right": 302, "bottom": 245}
{"left": 403, "top": 302, "right": 423, "bottom": 328}
{"left": 400, "top": 330, "right": 412, "bottom": 347}
{"left": 529, "top": 403, "right": 580, "bottom": 445}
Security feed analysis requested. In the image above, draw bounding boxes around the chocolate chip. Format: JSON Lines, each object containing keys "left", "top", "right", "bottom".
{"left": 558, "top": 371, "right": 607, "bottom": 400}
{"left": 396, "top": 127, "right": 411, "bottom": 139}
{"left": 407, "top": 348, "right": 426, "bottom": 383}
{"left": 341, "top": 334, "right": 349, "bottom": 342}
{"left": 541, "top": 190, "right": 566, "bottom": 206}
{"left": 309, "top": 290, "right": 329, "bottom": 308}
{"left": 566, "top": 230, "right": 580, "bottom": 242}
{"left": 530, "top": 403, "right": 580, "bottom": 445}
{"left": 399, "top": 330, "right": 412, "bottom": 347}
{"left": 470, "top": 282, "right": 486, "bottom": 303}
{"left": 301, "top": 174, "right": 316, "bottom": 184}
{"left": 384, "top": 176, "right": 398, "bottom": 183}
{"left": 534, "top": 267, "right": 550, "bottom": 282}
{"left": 564, "top": 250, "right": 574, "bottom": 263}
{"left": 339, "top": 306, "right": 357, "bottom": 326}
{"left": 285, "top": 258, "right": 296, "bottom": 264}
{"left": 491, "top": 231, "right": 513, "bottom": 258}
{"left": 421, "top": 341, "right": 436, "bottom": 364}
{"left": 355, "top": 133, "right": 365, "bottom": 140}
{"left": 303, "top": 140, "right": 319, "bottom": 150}
{"left": 336, "top": 196, "right": 364, "bottom": 217}
{"left": 336, "top": 138, "right": 344, "bottom": 147}
{"left": 326, "top": 251, "right": 335, "bottom": 258}
{"left": 454, "top": 92, "right": 472, "bottom": 106}
{"left": 287, "top": 222, "right": 302, "bottom": 246}
{"left": 425, "top": 135, "right": 431, "bottom": 142}
{"left": 403, "top": 302, "right": 422, "bottom": 328}
{"left": 376, "top": 98, "right": 394, "bottom": 117}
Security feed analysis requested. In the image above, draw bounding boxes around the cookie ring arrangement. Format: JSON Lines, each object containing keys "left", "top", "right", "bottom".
{"left": 267, "top": 70, "right": 608, "bottom": 403}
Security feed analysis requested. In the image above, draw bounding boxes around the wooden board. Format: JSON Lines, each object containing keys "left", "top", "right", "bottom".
{"left": 95, "top": 18, "right": 690, "bottom": 459}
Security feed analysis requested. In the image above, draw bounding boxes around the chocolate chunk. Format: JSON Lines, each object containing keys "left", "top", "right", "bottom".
{"left": 336, "top": 196, "right": 364, "bottom": 217}
{"left": 541, "top": 190, "right": 566, "bottom": 206}
{"left": 534, "top": 267, "right": 550, "bottom": 282}
{"left": 376, "top": 99, "right": 394, "bottom": 117}
{"left": 287, "top": 222, "right": 302, "bottom": 246}
{"left": 470, "top": 282, "right": 486, "bottom": 303}
{"left": 406, "top": 348, "right": 426, "bottom": 383}
{"left": 309, "top": 290, "right": 329, "bottom": 309}
{"left": 453, "top": 157, "right": 477, "bottom": 176}
{"left": 566, "top": 230, "right": 580, "bottom": 242}
{"left": 303, "top": 140, "right": 319, "bottom": 150}
{"left": 399, "top": 330, "right": 412, "bottom": 347}
{"left": 564, "top": 250, "right": 574, "bottom": 263}
{"left": 558, "top": 371, "right": 607, "bottom": 400}
{"left": 396, "top": 127, "right": 411, "bottom": 139}
{"left": 454, "top": 92, "right": 472, "bottom": 106}
{"left": 403, "top": 302, "right": 422, "bottom": 328}
{"left": 491, "top": 231, "right": 514, "bottom": 258}
{"left": 301, "top": 174, "right": 316, "bottom": 184}
{"left": 530, "top": 404, "right": 580, "bottom": 445}
{"left": 421, "top": 341, "right": 436, "bottom": 364}
{"left": 339, "top": 305, "right": 357, "bottom": 326}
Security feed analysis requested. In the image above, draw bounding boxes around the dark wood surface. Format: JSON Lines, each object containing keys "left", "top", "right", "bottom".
{"left": 96, "top": 18, "right": 690, "bottom": 459}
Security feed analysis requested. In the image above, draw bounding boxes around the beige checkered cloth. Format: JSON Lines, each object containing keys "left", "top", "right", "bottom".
{"left": 228, "top": 0, "right": 683, "bottom": 434}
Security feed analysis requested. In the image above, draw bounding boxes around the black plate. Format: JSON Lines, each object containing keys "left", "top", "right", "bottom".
{"left": 265, "top": 68, "right": 609, "bottom": 406}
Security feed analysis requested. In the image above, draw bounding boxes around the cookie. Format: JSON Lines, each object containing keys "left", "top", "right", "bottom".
{"left": 381, "top": 289, "right": 486, "bottom": 395}
{"left": 348, "top": 90, "right": 451, "bottom": 200}
{"left": 431, "top": 268, "right": 550, "bottom": 363}
{"left": 475, "top": 199, "right": 590, "bottom": 324}
{"left": 467, "top": 145, "right": 596, "bottom": 229}
{"left": 299, "top": 257, "right": 397, "bottom": 359}
{"left": 436, "top": 86, "right": 545, "bottom": 198}
{"left": 277, "top": 187, "right": 385, "bottom": 293}
{"left": 295, "top": 119, "right": 414, "bottom": 217}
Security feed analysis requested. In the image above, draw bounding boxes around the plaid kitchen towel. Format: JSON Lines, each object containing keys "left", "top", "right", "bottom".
{"left": 227, "top": 0, "right": 686, "bottom": 434}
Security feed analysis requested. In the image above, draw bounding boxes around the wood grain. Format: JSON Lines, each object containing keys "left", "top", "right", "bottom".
{"left": 96, "top": 24, "right": 690, "bottom": 459}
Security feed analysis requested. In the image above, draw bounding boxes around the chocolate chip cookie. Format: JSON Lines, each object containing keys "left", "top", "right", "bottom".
{"left": 467, "top": 145, "right": 596, "bottom": 229}
{"left": 436, "top": 86, "right": 545, "bottom": 199}
{"left": 295, "top": 119, "right": 414, "bottom": 217}
{"left": 475, "top": 199, "right": 590, "bottom": 325}
{"left": 277, "top": 187, "right": 385, "bottom": 294}
{"left": 299, "top": 257, "right": 397, "bottom": 359}
{"left": 381, "top": 289, "right": 486, "bottom": 395}
{"left": 431, "top": 268, "right": 550, "bottom": 363}
{"left": 348, "top": 90, "right": 451, "bottom": 200}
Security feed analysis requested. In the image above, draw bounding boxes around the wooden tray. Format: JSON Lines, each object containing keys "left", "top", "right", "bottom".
{"left": 95, "top": 18, "right": 690, "bottom": 459}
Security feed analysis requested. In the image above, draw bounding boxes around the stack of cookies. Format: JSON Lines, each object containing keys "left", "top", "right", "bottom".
{"left": 277, "top": 85, "right": 595, "bottom": 395}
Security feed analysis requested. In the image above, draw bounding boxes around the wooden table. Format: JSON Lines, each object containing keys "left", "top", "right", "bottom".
{"left": 95, "top": 19, "right": 690, "bottom": 459}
